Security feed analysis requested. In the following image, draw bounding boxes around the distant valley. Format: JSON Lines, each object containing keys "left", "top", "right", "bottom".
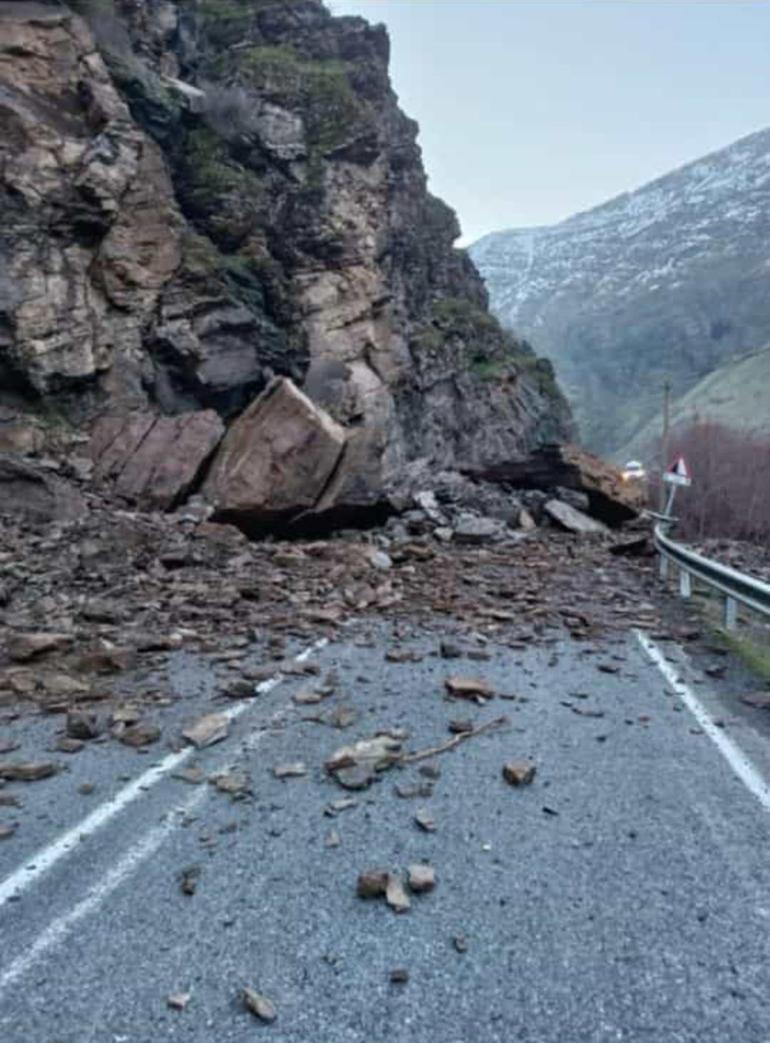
{"left": 469, "top": 127, "right": 770, "bottom": 455}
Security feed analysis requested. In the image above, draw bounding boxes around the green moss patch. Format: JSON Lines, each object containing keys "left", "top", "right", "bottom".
{"left": 207, "top": 43, "right": 367, "bottom": 153}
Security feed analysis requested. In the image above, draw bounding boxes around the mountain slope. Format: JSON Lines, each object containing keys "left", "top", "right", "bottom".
{"left": 618, "top": 346, "right": 770, "bottom": 462}
{"left": 469, "top": 127, "right": 770, "bottom": 452}
{"left": 0, "top": 0, "right": 571, "bottom": 522}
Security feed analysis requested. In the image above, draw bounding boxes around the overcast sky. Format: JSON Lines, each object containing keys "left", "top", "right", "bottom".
{"left": 330, "top": 0, "right": 770, "bottom": 244}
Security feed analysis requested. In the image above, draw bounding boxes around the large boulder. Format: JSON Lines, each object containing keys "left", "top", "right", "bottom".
{"left": 0, "top": 455, "right": 86, "bottom": 523}
{"left": 471, "top": 444, "right": 644, "bottom": 526}
{"left": 202, "top": 378, "right": 346, "bottom": 534}
{"left": 90, "top": 411, "right": 224, "bottom": 509}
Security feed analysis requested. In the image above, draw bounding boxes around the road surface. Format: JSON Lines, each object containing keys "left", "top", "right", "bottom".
{"left": 1, "top": 621, "right": 770, "bottom": 1043}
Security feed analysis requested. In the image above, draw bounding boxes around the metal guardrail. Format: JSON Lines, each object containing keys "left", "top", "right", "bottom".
{"left": 654, "top": 522, "right": 770, "bottom": 629}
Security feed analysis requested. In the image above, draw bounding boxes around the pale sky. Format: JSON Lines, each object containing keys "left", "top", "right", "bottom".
{"left": 330, "top": 0, "right": 770, "bottom": 244}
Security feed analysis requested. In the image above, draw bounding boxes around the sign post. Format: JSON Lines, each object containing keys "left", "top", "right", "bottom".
{"left": 662, "top": 456, "right": 691, "bottom": 519}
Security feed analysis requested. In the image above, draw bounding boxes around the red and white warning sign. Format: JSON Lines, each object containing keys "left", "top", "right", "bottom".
{"left": 663, "top": 456, "right": 692, "bottom": 487}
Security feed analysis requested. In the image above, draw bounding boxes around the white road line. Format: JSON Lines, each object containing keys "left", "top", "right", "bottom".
{"left": 635, "top": 629, "right": 770, "bottom": 812}
{"left": 0, "top": 794, "right": 205, "bottom": 992}
{"left": 0, "top": 635, "right": 330, "bottom": 993}
{"left": 0, "top": 637, "right": 328, "bottom": 910}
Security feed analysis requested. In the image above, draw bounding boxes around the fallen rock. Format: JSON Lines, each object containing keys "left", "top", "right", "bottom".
{"left": 385, "top": 649, "right": 423, "bottom": 664}
{"left": 324, "top": 705, "right": 358, "bottom": 729}
{"left": 385, "top": 874, "right": 411, "bottom": 913}
{"left": 53, "top": 736, "right": 85, "bottom": 754}
{"left": 395, "top": 782, "right": 433, "bottom": 799}
{"left": 609, "top": 535, "right": 651, "bottom": 557}
{"left": 66, "top": 710, "right": 100, "bottom": 741}
{"left": 179, "top": 866, "right": 201, "bottom": 896}
{"left": 175, "top": 766, "right": 205, "bottom": 785}
{"left": 390, "top": 968, "right": 409, "bottom": 984}
{"left": 448, "top": 718, "right": 474, "bottom": 734}
{"left": 221, "top": 679, "right": 256, "bottom": 700}
{"left": 0, "top": 761, "right": 58, "bottom": 781}
{"left": 119, "top": 722, "right": 161, "bottom": 748}
{"left": 357, "top": 869, "right": 390, "bottom": 898}
{"left": 472, "top": 444, "right": 642, "bottom": 526}
{"left": 0, "top": 824, "right": 18, "bottom": 840}
{"left": 544, "top": 499, "right": 609, "bottom": 535}
{"left": 91, "top": 411, "right": 224, "bottom": 510}
{"left": 444, "top": 676, "right": 495, "bottom": 703}
{"left": 273, "top": 762, "right": 307, "bottom": 779}
{"left": 7, "top": 632, "right": 73, "bottom": 663}
{"left": 414, "top": 808, "right": 437, "bottom": 832}
{"left": 203, "top": 378, "right": 346, "bottom": 534}
{"left": 210, "top": 771, "right": 251, "bottom": 796}
{"left": 293, "top": 689, "right": 324, "bottom": 705}
{"left": 407, "top": 863, "right": 436, "bottom": 893}
{"left": 40, "top": 673, "right": 92, "bottom": 700}
{"left": 368, "top": 549, "right": 393, "bottom": 571}
{"left": 518, "top": 507, "right": 537, "bottom": 531}
{"left": 74, "top": 645, "right": 137, "bottom": 675}
{"left": 325, "top": 734, "right": 402, "bottom": 789}
{"left": 243, "top": 988, "right": 277, "bottom": 1023}
{"left": 182, "top": 714, "right": 229, "bottom": 750}
{"left": 502, "top": 760, "right": 536, "bottom": 785}
{"left": 453, "top": 514, "right": 504, "bottom": 545}
{"left": 740, "top": 692, "right": 770, "bottom": 709}
{"left": 167, "top": 992, "right": 191, "bottom": 1011}
{"left": 324, "top": 797, "right": 358, "bottom": 816}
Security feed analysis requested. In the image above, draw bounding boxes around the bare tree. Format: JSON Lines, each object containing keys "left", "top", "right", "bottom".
{"left": 666, "top": 421, "right": 770, "bottom": 543}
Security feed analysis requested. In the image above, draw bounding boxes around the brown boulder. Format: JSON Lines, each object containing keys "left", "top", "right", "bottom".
{"left": 471, "top": 444, "right": 644, "bottom": 525}
{"left": 0, "top": 455, "right": 86, "bottom": 523}
{"left": 90, "top": 411, "right": 224, "bottom": 510}
{"left": 203, "top": 378, "right": 346, "bottom": 533}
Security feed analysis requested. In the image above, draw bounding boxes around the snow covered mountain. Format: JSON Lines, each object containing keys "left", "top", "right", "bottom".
{"left": 469, "top": 127, "right": 770, "bottom": 452}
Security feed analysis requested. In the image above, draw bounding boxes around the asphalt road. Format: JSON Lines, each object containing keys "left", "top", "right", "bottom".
{"left": 2, "top": 621, "right": 770, "bottom": 1043}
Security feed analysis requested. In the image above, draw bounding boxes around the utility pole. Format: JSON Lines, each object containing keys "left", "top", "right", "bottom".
{"left": 659, "top": 378, "right": 671, "bottom": 511}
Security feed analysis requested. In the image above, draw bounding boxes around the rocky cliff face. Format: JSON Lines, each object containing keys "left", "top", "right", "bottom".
{"left": 469, "top": 127, "right": 770, "bottom": 454}
{"left": 0, "top": 0, "right": 570, "bottom": 527}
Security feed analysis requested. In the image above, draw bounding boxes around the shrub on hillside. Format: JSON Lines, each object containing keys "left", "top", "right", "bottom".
{"left": 664, "top": 421, "right": 770, "bottom": 543}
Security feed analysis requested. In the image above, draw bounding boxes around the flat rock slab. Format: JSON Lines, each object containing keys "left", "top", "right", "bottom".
{"left": 445, "top": 676, "right": 496, "bottom": 702}
{"left": 182, "top": 714, "right": 229, "bottom": 750}
{"left": 118, "top": 723, "right": 161, "bottom": 748}
{"left": 273, "top": 762, "right": 308, "bottom": 779}
{"left": 90, "top": 410, "right": 224, "bottom": 510}
{"left": 0, "top": 761, "right": 58, "bottom": 781}
{"left": 544, "top": 499, "right": 609, "bottom": 535}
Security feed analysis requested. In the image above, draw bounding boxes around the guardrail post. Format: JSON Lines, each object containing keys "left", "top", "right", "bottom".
{"left": 679, "top": 568, "right": 691, "bottom": 599}
{"left": 724, "top": 596, "right": 737, "bottom": 630}
{"left": 659, "top": 555, "right": 669, "bottom": 581}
